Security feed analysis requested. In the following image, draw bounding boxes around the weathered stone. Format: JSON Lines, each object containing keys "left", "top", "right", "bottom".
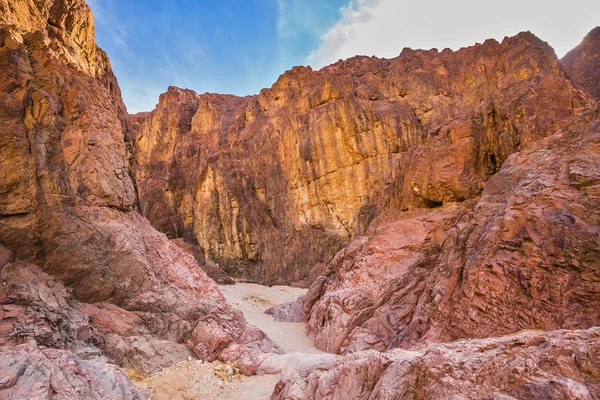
{"left": 0, "top": 341, "right": 145, "bottom": 400}
{"left": 272, "top": 328, "right": 600, "bottom": 400}
{"left": 303, "top": 108, "right": 600, "bottom": 353}
{"left": 0, "top": 0, "right": 281, "bottom": 386}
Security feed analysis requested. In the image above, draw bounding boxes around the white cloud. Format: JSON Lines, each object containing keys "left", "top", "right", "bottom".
{"left": 308, "top": 0, "right": 600, "bottom": 68}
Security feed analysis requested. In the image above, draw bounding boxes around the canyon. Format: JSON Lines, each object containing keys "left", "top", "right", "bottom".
{"left": 0, "top": 0, "right": 599, "bottom": 399}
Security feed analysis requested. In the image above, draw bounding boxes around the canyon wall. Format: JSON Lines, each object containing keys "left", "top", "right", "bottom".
{"left": 1, "top": 0, "right": 599, "bottom": 396}
{"left": 302, "top": 107, "right": 600, "bottom": 354}
{"left": 135, "top": 20, "right": 600, "bottom": 369}
{"left": 268, "top": 29, "right": 600, "bottom": 398}
{"left": 133, "top": 31, "right": 591, "bottom": 286}
{"left": 0, "top": 0, "right": 280, "bottom": 394}
{"left": 133, "top": 25, "right": 600, "bottom": 354}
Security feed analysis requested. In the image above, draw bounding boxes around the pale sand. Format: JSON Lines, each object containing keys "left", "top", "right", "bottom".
{"left": 135, "top": 360, "right": 281, "bottom": 400}
{"left": 219, "top": 283, "right": 322, "bottom": 354}
{"left": 137, "top": 282, "right": 319, "bottom": 399}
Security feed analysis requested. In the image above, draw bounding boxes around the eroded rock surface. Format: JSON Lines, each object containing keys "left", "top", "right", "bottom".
{"left": 0, "top": 0, "right": 281, "bottom": 389}
{"left": 302, "top": 107, "right": 600, "bottom": 354}
{"left": 0, "top": 341, "right": 145, "bottom": 400}
{"left": 272, "top": 328, "right": 600, "bottom": 400}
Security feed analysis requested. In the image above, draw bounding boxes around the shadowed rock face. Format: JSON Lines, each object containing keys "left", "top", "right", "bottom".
{"left": 0, "top": 0, "right": 281, "bottom": 391}
{"left": 133, "top": 31, "right": 591, "bottom": 286}
{"left": 562, "top": 26, "right": 600, "bottom": 100}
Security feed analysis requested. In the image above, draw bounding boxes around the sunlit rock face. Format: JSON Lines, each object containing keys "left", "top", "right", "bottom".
{"left": 134, "top": 30, "right": 590, "bottom": 286}
{"left": 0, "top": 0, "right": 281, "bottom": 391}
{"left": 303, "top": 108, "right": 600, "bottom": 354}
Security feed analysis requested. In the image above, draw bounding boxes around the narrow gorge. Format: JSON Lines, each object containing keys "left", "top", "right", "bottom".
{"left": 1, "top": 1, "right": 599, "bottom": 399}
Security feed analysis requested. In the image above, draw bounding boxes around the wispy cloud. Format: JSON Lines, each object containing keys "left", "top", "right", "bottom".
{"left": 308, "top": 0, "right": 600, "bottom": 69}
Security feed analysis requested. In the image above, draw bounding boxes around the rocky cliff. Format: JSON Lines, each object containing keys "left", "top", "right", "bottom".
{"left": 301, "top": 107, "right": 600, "bottom": 354}
{"left": 0, "top": 0, "right": 281, "bottom": 395}
{"left": 2, "top": 1, "right": 599, "bottom": 397}
{"left": 134, "top": 26, "right": 600, "bottom": 398}
{"left": 133, "top": 31, "right": 591, "bottom": 286}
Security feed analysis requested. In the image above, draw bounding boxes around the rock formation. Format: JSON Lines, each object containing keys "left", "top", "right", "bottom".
{"left": 0, "top": 0, "right": 281, "bottom": 395}
{"left": 303, "top": 107, "right": 600, "bottom": 354}
{"left": 1, "top": 0, "right": 599, "bottom": 397}
{"left": 133, "top": 27, "right": 600, "bottom": 397}
{"left": 272, "top": 327, "right": 600, "bottom": 399}
{"left": 133, "top": 31, "right": 592, "bottom": 287}
{"left": 562, "top": 26, "right": 600, "bottom": 100}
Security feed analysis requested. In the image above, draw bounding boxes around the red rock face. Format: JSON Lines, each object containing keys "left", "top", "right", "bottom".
{"left": 272, "top": 327, "right": 600, "bottom": 400}
{"left": 133, "top": 31, "right": 591, "bottom": 286}
{"left": 303, "top": 109, "right": 600, "bottom": 354}
{"left": 562, "top": 27, "right": 600, "bottom": 100}
{"left": 0, "top": 0, "right": 281, "bottom": 391}
{"left": 1, "top": 0, "right": 599, "bottom": 397}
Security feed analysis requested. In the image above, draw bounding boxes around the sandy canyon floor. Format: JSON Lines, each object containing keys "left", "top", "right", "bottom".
{"left": 135, "top": 283, "right": 318, "bottom": 399}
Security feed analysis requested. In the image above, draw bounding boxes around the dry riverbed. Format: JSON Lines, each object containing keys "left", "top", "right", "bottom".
{"left": 135, "top": 283, "right": 318, "bottom": 399}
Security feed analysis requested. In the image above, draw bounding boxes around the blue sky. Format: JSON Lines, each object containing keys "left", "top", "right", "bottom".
{"left": 88, "top": 0, "right": 347, "bottom": 113}
{"left": 88, "top": 0, "right": 600, "bottom": 113}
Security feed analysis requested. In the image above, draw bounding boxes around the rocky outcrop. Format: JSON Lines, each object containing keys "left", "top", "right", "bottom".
{"left": 0, "top": 342, "right": 146, "bottom": 399}
{"left": 562, "top": 26, "right": 600, "bottom": 100}
{"left": 302, "top": 106, "right": 600, "bottom": 354}
{"left": 272, "top": 327, "right": 600, "bottom": 400}
{"left": 0, "top": 0, "right": 281, "bottom": 387}
{"left": 133, "top": 31, "right": 591, "bottom": 286}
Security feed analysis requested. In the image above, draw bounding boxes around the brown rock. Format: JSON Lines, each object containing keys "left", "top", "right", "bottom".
{"left": 0, "top": 0, "right": 280, "bottom": 383}
{"left": 562, "top": 27, "right": 600, "bottom": 100}
{"left": 133, "top": 32, "right": 591, "bottom": 287}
